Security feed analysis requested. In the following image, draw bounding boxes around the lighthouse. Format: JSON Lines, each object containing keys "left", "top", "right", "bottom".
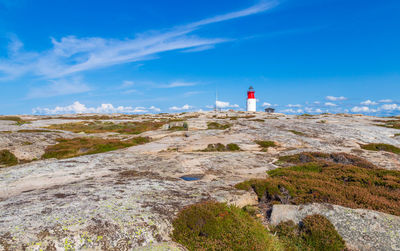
{"left": 246, "top": 86, "right": 256, "bottom": 112}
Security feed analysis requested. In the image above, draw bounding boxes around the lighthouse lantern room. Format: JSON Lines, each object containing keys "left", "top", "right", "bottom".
{"left": 246, "top": 86, "right": 257, "bottom": 112}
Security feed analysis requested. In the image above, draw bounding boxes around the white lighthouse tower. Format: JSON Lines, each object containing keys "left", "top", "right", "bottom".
{"left": 246, "top": 86, "right": 257, "bottom": 112}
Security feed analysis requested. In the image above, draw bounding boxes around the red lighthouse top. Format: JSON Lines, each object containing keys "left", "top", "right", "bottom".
{"left": 247, "top": 86, "right": 255, "bottom": 99}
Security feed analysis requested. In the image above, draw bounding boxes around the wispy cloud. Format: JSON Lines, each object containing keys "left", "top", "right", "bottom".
{"left": 26, "top": 77, "right": 91, "bottom": 99}
{"left": 161, "top": 81, "right": 197, "bottom": 88}
{"left": 326, "top": 96, "right": 347, "bottom": 101}
{"left": 32, "top": 101, "right": 161, "bottom": 114}
{"left": 0, "top": 1, "right": 277, "bottom": 81}
{"left": 379, "top": 99, "right": 393, "bottom": 103}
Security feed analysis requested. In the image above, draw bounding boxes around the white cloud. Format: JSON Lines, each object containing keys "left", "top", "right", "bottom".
{"left": 169, "top": 104, "right": 193, "bottom": 111}
{"left": 380, "top": 104, "right": 400, "bottom": 111}
{"left": 287, "top": 104, "right": 302, "bottom": 108}
{"left": 360, "top": 100, "right": 378, "bottom": 106}
{"left": 148, "top": 106, "right": 161, "bottom": 112}
{"left": 32, "top": 101, "right": 160, "bottom": 114}
{"left": 379, "top": 99, "right": 393, "bottom": 103}
{"left": 26, "top": 77, "right": 91, "bottom": 99}
{"left": 0, "top": 2, "right": 276, "bottom": 80}
{"left": 324, "top": 102, "right": 337, "bottom": 107}
{"left": 216, "top": 100, "right": 239, "bottom": 108}
{"left": 281, "top": 108, "right": 304, "bottom": 114}
{"left": 262, "top": 102, "right": 271, "bottom": 107}
{"left": 351, "top": 106, "right": 374, "bottom": 113}
{"left": 326, "top": 96, "right": 347, "bottom": 101}
{"left": 304, "top": 107, "right": 323, "bottom": 114}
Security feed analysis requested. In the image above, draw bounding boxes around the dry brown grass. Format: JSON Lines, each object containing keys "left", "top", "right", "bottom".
{"left": 42, "top": 136, "right": 149, "bottom": 159}
{"left": 236, "top": 152, "right": 400, "bottom": 216}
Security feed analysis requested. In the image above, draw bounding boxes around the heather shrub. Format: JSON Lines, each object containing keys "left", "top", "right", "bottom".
{"left": 172, "top": 201, "right": 282, "bottom": 251}
{"left": 273, "top": 215, "right": 346, "bottom": 251}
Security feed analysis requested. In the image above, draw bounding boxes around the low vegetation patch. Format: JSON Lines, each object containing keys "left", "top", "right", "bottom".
{"left": 236, "top": 152, "right": 400, "bottom": 216}
{"left": 201, "top": 143, "right": 241, "bottom": 152}
{"left": 172, "top": 201, "right": 282, "bottom": 251}
{"left": 207, "top": 122, "right": 231, "bottom": 130}
{"left": 17, "top": 129, "right": 53, "bottom": 133}
{"left": 255, "top": 140, "right": 276, "bottom": 151}
{"left": 251, "top": 119, "right": 265, "bottom": 122}
{"left": 288, "top": 130, "right": 306, "bottom": 136}
{"left": 47, "top": 121, "right": 163, "bottom": 134}
{"left": 42, "top": 137, "right": 149, "bottom": 159}
{"left": 0, "top": 150, "right": 18, "bottom": 167}
{"left": 0, "top": 116, "right": 31, "bottom": 125}
{"left": 361, "top": 143, "right": 400, "bottom": 155}
{"left": 375, "top": 119, "right": 400, "bottom": 129}
{"left": 272, "top": 215, "right": 346, "bottom": 251}
{"left": 395, "top": 133, "right": 400, "bottom": 137}
{"left": 168, "top": 122, "right": 188, "bottom": 131}
{"left": 276, "top": 152, "right": 377, "bottom": 169}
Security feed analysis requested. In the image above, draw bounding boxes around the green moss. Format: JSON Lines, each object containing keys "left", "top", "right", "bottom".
{"left": 288, "top": 130, "right": 306, "bottom": 136}
{"left": 207, "top": 122, "right": 231, "bottom": 130}
{"left": 273, "top": 215, "right": 346, "bottom": 251}
{"left": 361, "top": 143, "right": 400, "bottom": 154}
{"left": 201, "top": 143, "right": 241, "bottom": 152}
{"left": 226, "top": 143, "right": 240, "bottom": 151}
{"left": 395, "top": 133, "right": 400, "bottom": 137}
{"left": 236, "top": 152, "right": 400, "bottom": 216}
{"left": 172, "top": 201, "right": 282, "bottom": 251}
{"left": 0, "top": 150, "right": 18, "bottom": 167}
{"left": 42, "top": 136, "right": 150, "bottom": 159}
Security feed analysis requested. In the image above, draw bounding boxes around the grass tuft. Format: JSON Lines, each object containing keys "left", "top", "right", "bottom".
{"left": 236, "top": 152, "right": 400, "bottom": 216}
{"left": 255, "top": 140, "right": 276, "bottom": 151}
{"left": 172, "top": 201, "right": 282, "bottom": 251}
{"left": 0, "top": 150, "right": 18, "bottom": 167}
{"left": 42, "top": 136, "right": 149, "bottom": 159}
{"left": 273, "top": 215, "right": 346, "bottom": 251}
{"left": 207, "top": 122, "right": 231, "bottom": 130}
{"left": 201, "top": 143, "right": 241, "bottom": 152}
{"left": 361, "top": 143, "right": 400, "bottom": 154}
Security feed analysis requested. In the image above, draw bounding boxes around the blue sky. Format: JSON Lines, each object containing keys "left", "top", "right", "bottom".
{"left": 0, "top": 0, "right": 399, "bottom": 115}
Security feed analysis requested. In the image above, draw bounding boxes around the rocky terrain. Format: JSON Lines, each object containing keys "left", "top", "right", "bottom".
{"left": 0, "top": 112, "right": 399, "bottom": 250}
